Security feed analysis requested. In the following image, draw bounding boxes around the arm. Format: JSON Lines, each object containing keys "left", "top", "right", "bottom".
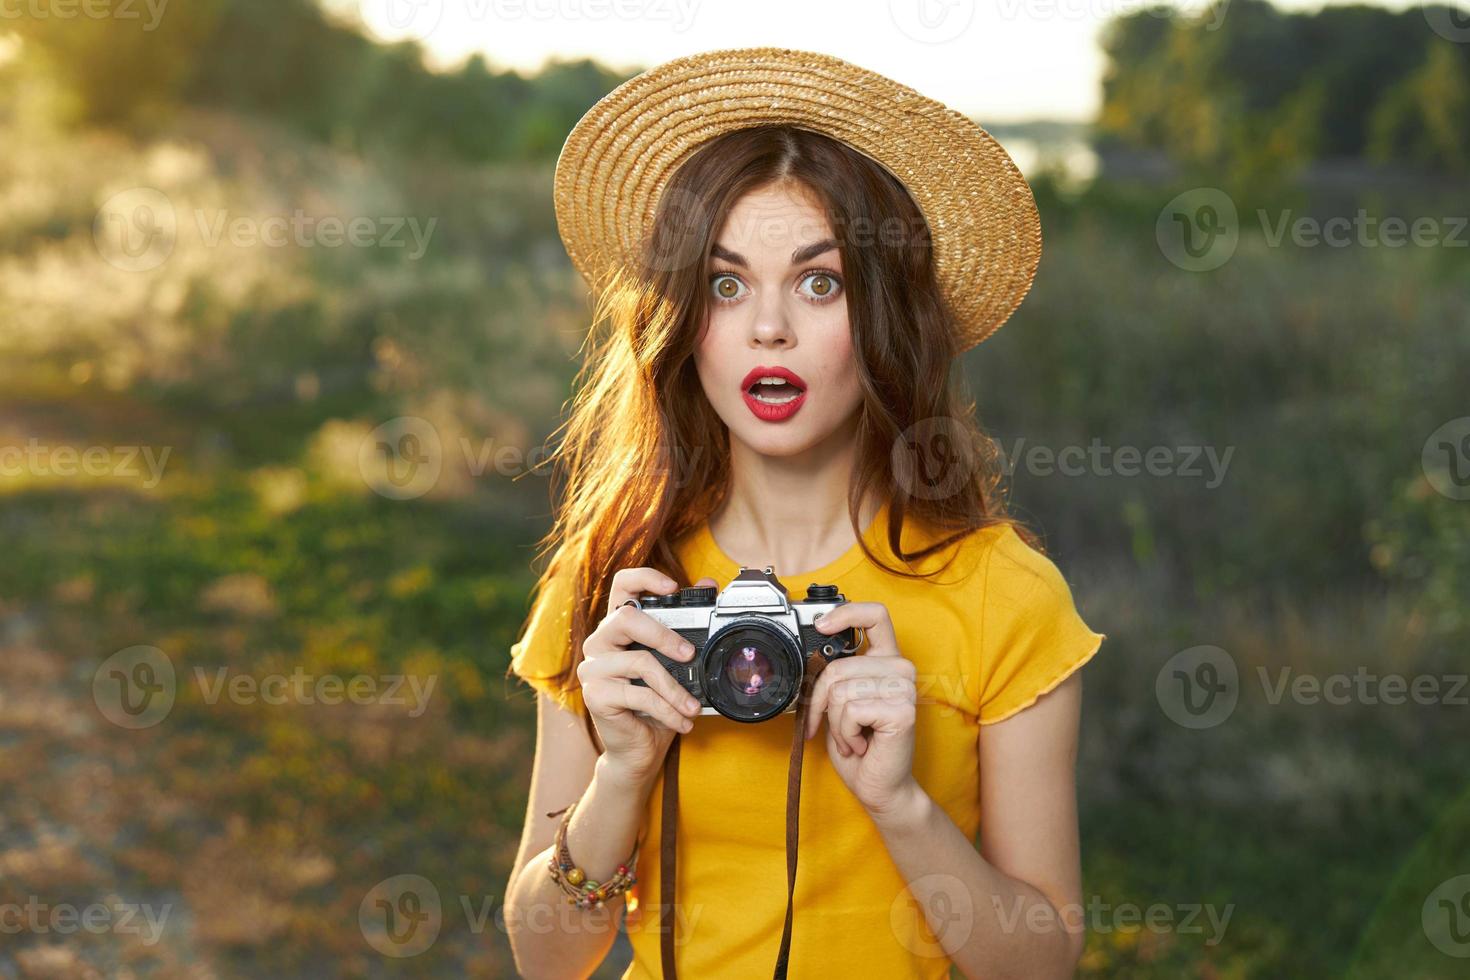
{"left": 502, "top": 691, "right": 660, "bottom": 979}
{"left": 871, "top": 672, "right": 1086, "bottom": 980}
{"left": 504, "top": 566, "right": 710, "bottom": 977}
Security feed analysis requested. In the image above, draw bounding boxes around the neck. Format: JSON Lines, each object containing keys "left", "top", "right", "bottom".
{"left": 709, "top": 415, "right": 882, "bottom": 576}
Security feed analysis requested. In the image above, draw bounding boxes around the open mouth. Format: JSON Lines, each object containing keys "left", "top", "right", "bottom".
{"left": 747, "top": 378, "right": 805, "bottom": 405}
{"left": 740, "top": 366, "right": 807, "bottom": 407}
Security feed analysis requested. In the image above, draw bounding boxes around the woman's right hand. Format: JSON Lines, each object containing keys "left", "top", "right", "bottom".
{"left": 578, "top": 568, "right": 717, "bottom": 786}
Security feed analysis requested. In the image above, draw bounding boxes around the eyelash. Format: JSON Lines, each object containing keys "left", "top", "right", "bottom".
{"left": 708, "top": 268, "right": 844, "bottom": 306}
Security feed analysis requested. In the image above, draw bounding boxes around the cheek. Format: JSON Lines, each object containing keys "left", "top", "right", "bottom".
{"left": 693, "top": 318, "right": 732, "bottom": 399}
{"left": 814, "top": 326, "right": 862, "bottom": 406}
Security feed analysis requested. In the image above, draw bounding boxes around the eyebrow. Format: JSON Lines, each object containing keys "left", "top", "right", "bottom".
{"left": 709, "top": 238, "right": 839, "bottom": 269}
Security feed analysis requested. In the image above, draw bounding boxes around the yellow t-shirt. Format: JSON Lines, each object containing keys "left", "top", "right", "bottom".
{"left": 507, "top": 501, "right": 1106, "bottom": 979}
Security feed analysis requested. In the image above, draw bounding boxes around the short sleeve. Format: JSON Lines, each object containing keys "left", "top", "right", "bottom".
{"left": 507, "top": 554, "right": 586, "bottom": 716}
{"left": 976, "top": 526, "right": 1106, "bottom": 725}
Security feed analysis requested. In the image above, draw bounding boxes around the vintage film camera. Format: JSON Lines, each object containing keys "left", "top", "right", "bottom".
{"left": 627, "top": 566, "right": 863, "bottom": 723}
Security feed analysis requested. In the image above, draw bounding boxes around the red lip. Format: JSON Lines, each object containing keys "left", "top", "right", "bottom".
{"left": 740, "top": 365, "right": 807, "bottom": 391}
{"left": 740, "top": 365, "right": 807, "bottom": 423}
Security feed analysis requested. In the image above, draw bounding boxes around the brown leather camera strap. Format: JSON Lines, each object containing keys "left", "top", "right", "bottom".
{"left": 659, "top": 650, "right": 829, "bottom": 979}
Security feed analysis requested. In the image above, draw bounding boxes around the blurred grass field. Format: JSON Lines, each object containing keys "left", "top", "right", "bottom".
{"left": 2, "top": 14, "right": 1469, "bottom": 977}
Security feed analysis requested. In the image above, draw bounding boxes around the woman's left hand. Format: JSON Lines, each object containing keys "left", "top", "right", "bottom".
{"left": 803, "top": 601, "right": 921, "bottom": 818}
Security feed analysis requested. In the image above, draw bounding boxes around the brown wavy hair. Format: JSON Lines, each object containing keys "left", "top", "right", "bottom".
{"left": 508, "top": 124, "right": 1035, "bottom": 745}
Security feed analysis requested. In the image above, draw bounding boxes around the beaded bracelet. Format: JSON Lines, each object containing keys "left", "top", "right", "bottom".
{"left": 545, "top": 797, "right": 640, "bottom": 909}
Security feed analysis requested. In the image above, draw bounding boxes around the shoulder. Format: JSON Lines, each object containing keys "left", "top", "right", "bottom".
{"left": 893, "top": 516, "right": 1054, "bottom": 594}
{"left": 507, "top": 549, "right": 586, "bottom": 715}
{"left": 966, "top": 524, "right": 1105, "bottom": 725}
{"left": 982, "top": 523, "right": 1078, "bottom": 604}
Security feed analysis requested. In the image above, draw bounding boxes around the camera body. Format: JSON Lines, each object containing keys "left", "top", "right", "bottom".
{"left": 628, "top": 566, "right": 860, "bottom": 723}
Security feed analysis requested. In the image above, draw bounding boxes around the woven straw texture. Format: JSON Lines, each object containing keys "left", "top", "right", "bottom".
{"left": 552, "top": 47, "right": 1042, "bottom": 351}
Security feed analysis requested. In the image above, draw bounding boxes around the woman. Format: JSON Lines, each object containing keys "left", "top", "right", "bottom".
{"left": 503, "top": 48, "right": 1106, "bottom": 980}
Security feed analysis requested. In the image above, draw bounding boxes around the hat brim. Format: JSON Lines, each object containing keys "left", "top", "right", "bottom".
{"left": 553, "top": 46, "right": 1042, "bottom": 351}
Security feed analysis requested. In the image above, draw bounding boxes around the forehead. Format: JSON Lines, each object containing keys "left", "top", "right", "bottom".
{"left": 715, "top": 181, "right": 834, "bottom": 253}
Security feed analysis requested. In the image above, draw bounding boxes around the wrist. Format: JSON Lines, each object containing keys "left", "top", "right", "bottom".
{"left": 595, "top": 752, "right": 661, "bottom": 797}
{"left": 866, "top": 780, "right": 932, "bottom": 834}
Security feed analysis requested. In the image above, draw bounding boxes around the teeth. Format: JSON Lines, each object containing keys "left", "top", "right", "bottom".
{"left": 747, "top": 374, "right": 803, "bottom": 405}
{"left": 751, "top": 387, "right": 800, "bottom": 405}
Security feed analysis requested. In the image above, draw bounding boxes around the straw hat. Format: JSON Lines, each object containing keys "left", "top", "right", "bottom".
{"left": 552, "top": 46, "right": 1042, "bottom": 351}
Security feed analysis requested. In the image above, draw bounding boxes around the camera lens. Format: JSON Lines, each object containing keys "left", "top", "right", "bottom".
{"left": 701, "top": 620, "right": 801, "bottom": 722}
{"left": 724, "top": 645, "right": 772, "bottom": 697}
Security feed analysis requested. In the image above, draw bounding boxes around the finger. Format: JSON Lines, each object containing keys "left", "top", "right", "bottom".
{"left": 607, "top": 567, "right": 682, "bottom": 615}
{"left": 590, "top": 678, "right": 695, "bottom": 734}
{"left": 804, "top": 665, "right": 830, "bottom": 740}
{"left": 843, "top": 698, "right": 916, "bottom": 756}
{"left": 828, "top": 691, "right": 857, "bottom": 756}
{"left": 827, "top": 724, "right": 849, "bottom": 759}
{"left": 578, "top": 650, "right": 702, "bottom": 717}
{"left": 811, "top": 673, "right": 847, "bottom": 747}
{"left": 832, "top": 681, "right": 912, "bottom": 756}
{"left": 692, "top": 577, "right": 718, "bottom": 589}
{"left": 598, "top": 603, "right": 697, "bottom": 664}
{"left": 814, "top": 601, "right": 899, "bottom": 655}
{"left": 803, "top": 657, "right": 851, "bottom": 740}
{"left": 828, "top": 681, "right": 870, "bottom": 757}
{"left": 836, "top": 697, "right": 878, "bottom": 756}
{"left": 805, "top": 659, "right": 915, "bottom": 739}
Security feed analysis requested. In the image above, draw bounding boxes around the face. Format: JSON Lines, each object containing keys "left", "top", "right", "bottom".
{"left": 692, "top": 180, "right": 863, "bottom": 457}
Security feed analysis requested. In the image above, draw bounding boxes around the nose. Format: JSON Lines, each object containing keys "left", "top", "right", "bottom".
{"left": 748, "top": 298, "right": 796, "bottom": 350}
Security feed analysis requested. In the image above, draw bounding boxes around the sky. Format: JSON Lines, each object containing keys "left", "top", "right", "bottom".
{"left": 338, "top": 0, "right": 1428, "bottom": 123}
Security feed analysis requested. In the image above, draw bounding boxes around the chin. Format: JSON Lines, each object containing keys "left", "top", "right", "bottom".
{"left": 730, "top": 423, "right": 828, "bottom": 458}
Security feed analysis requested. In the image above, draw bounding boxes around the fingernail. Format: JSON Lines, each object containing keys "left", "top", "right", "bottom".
{"left": 681, "top": 641, "right": 695, "bottom": 656}
{"left": 685, "top": 697, "right": 699, "bottom": 712}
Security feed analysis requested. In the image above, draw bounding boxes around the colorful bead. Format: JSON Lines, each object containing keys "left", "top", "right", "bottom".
{"left": 546, "top": 796, "right": 640, "bottom": 912}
